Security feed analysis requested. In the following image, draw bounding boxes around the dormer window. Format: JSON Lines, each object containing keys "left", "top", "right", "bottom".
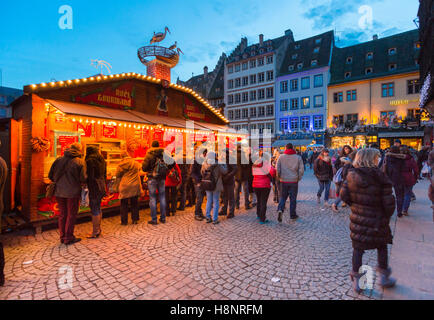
{"left": 311, "top": 60, "right": 318, "bottom": 66}
{"left": 388, "top": 48, "right": 397, "bottom": 55}
{"left": 365, "top": 67, "right": 373, "bottom": 75}
{"left": 297, "top": 63, "right": 304, "bottom": 70}
{"left": 366, "top": 52, "right": 373, "bottom": 60}
{"left": 313, "top": 47, "right": 320, "bottom": 53}
{"left": 288, "top": 65, "right": 294, "bottom": 71}
{"left": 346, "top": 57, "right": 353, "bottom": 64}
{"left": 345, "top": 72, "right": 351, "bottom": 79}
{"left": 292, "top": 54, "right": 298, "bottom": 59}
{"left": 389, "top": 63, "right": 397, "bottom": 71}
{"left": 295, "top": 44, "right": 300, "bottom": 50}
{"left": 259, "top": 48, "right": 265, "bottom": 54}
{"left": 315, "top": 38, "right": 322, "bottom": 44}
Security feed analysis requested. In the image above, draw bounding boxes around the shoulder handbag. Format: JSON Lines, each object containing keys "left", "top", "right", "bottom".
{"left": 46, "top": 158, "right": 72, "bottom": 198}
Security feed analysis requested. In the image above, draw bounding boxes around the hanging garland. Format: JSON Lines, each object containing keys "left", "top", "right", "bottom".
{"left": 30, "top": 137, "right": 50, "bottom": 153}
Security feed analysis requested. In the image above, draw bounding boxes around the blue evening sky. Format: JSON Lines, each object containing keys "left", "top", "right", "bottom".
{"left": 0, "top": 0, "right": 419, "bottom": 89}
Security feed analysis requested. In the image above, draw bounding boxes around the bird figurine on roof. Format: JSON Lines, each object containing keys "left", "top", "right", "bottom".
{"left": 169, "top": 41, "right": 177, "bottom": 50}
{"left": 150, "top": 27, "right": 171, "bottom": 45}
{"left": 176, "top": 48, "right": 184, "bottom": 55}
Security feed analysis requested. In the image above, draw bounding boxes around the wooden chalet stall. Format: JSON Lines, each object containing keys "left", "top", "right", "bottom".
{"left": 11, "top": 73, "right": 241, "bottom": 225}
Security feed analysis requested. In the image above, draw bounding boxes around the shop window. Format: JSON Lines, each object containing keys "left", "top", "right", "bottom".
{"left": 314, "top": 74, "right": 323, "bottom": 87}
{"left": 280, "top": 99, "right": 288, "bottom": 111}
{"left": 313, "top": 115, "right": 323, "bottom": 130}
{"left": 280, "top": 80, "right": 288, "bottom": 93}
{"left": 290, "top": 117, "right": 299, "bottom": 131}
{"left": 314, "top": 95, "right": 323, "bottom": 108}
{"left": 382, "top": 83, "right": 394, "bottom": 97}
{"left": 301, "top": 77, "right": 310, "bottom": 89}
{"left": 301, "top": 97, "right": 310, "bottom": 109}
{"left": 346, "top": 90, "right": 357, "bottom": 101}
{"left": 290, "top": 79, "right": 298, "bottom": 91}
{"left": 407, "top": 79, "right": 421, "bottom": 95}
{"left": 301, "top": 116, "right": 310, "bottom": 130}
{"left": 333, "top": 92, "right": 343, "bottom": 103}
{"left": 290, "top": 98, "right": 299, "bottom": 110}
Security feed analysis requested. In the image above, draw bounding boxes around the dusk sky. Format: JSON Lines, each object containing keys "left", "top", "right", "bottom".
{"left": 0, "top": 0, "right": 419, "bottom": 89}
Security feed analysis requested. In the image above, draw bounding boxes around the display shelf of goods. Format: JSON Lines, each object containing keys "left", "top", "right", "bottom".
{"left": 31, "top": 137, "right": 50, "bottom": 153}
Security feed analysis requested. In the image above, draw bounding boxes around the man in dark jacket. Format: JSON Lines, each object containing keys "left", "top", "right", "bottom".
{"left": 190, "top": 148, "right": 207, "bottom": 221}
{"left": 142, "top": 141, "right": 174, "bottom": 225}
{"left": 177, "top": 160, "right": 190, "bottom": 211}
{"left": 48, "top": 143, "right": 87, "bottom": 245}
{"left": 384, "top": 146, "right": 406, "bottom": 217}
{"left": 219, "top": 149, "right": 238, "bottom": 218}
{"left": 0, "top": 150, "right": 7, "bottom": 286}
{"left": 234, "top": 146, "right": 251, "bottom": 210}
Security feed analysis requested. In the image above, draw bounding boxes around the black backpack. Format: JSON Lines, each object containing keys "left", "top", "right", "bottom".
{"left": 151, "top": 156, "right": 168, "bottom": 179}
{"left": 201, "top": 165, "right": 216, "bottom": 191}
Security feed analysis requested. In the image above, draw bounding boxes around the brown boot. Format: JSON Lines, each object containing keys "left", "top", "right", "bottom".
{"left": 87, "top": 215, "right": 102, "bottom": 239}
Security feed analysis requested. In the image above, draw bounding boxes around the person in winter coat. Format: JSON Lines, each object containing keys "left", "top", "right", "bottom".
{"left": 116, "top": 152, "right": 144, "bottom": 225}
{"left": 331, "top": 150, "right": 356, "bottom": 212}
{"left": 384, "top": 146, "right": 407, "bottom": 217}
{"left": 48, "top": 143, "right": 87, "bottom": 245}
{"left": 177, "top": 160, "right": 190, "bottom": 211}
{"left": 252, "top": 151, "right": 276, "bottom": 224}
{"left": 219, "top": 149, "right": 238, "bottom": 219}
{"left": 334, "top": 145, "right": 353, "bottom": 171}
{"left": 417, "top": 145, "right": 430, "bottom": 179}
{"left": 165, "top": 161, "right": 182, "bottom": 217}
{"left": 85, "top": 146, "right": 107, "bottom": 238}
{"left": 201, "top": 152, "right": 228, "bottom": 225}
{"left": 340, "top": 148, "right": 397, "bottom": 293}
{"left": 271, "top": 149, "right": 281, "bottom": 203}
{"left": 142, "top": 141, "right": 174, "bottom": 225}
{"left": 428, "top": 149, "right": 434, "bottom": 220}
{"left": 0, "top": 150, "right": 7, "bottom": 286}
{"left": 276, "top": 143, "right": 304, "bottom": 222}
{"left": 399, "top": 146, "right": 419, "bottom": 216}
{"left": 314, "top": 149, "right": 334, "bottom": 206}
{"left": 234, "top": 146, "right": 252, "bottom": 210}
{"left": 190, "top": 147, "right": 207, "bottom": 221}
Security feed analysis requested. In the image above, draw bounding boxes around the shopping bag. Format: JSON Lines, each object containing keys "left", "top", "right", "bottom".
{"left": 329, "top": 184, "right": 337, "bottom": 199}
{"left": 421, "top": 162, "right": 429, "bottom": 176}
{"left": 80, "top": 187, "right": 90, "bottom": 207}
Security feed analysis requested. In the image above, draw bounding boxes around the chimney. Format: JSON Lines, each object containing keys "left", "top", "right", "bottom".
{"left": 373, "top": 34, "right": 378, "bottom": 40}
{"left": 204, "top": 66, "right": 208, "bottom": 79}
{"left": 285, "top": 29, "right": 293, "bottom": 38}
{"left": 240, "top": 37, "right": 248, "bottom": 52}
{"left": 259, "top": 34, "right": 264, "bottom": 46}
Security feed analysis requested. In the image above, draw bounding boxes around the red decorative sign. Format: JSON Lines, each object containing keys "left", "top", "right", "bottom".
{"left": 153, "top": 129, "right": 164, "bottom": 147}
{"left": 58, "top": 135, "right": 78, "bottom": 156}
{"left": 72, "top": 81, "right": 136, "bottom": 110}
{"left": 184, "top": 97, "right": 211, "bottom": 122}
{"left": 77, "top": 123, "right": 94, "bottom": 137}
{"left": 102, "top": 124, "right": 117, "bottom": 138}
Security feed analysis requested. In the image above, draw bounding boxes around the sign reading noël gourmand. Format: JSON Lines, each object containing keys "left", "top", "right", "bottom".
{"left": 183, "top": 96, "right": 211, "bottom": 122}
{"left": 72, "top": 81, "right": 136, "bottom": 110}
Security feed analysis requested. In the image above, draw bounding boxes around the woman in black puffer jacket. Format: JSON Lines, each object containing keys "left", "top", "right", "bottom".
{"left": 314, "top": 149, "right": 334, "bottom": 206}
{"left": 340, "top": 148, "right": 397, "bottom": 293}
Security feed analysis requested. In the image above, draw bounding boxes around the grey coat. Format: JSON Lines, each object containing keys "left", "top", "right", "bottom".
{"left": 201, "top": 160, "right": 228, "bottom": 192}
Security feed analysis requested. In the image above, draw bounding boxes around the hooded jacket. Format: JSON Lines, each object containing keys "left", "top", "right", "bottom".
{"left": 85, "top": 146, "right": 107, "bottom": 200}
{"left": 142, "top": 147, "right": 175, "bottom": 180}
{"left": 48, "top": 147, "right": 87, "bottom": 199}
{"left": 314, "top": 155, "right": 333, "bottom": 181}
{"left": 276, "top": 149, "right": 304, "bottom": 183}
{"left": 116, "top": 157, "right": 143, "bottom": 199}
{"left": 384, "top": 152, "right": 406, "bottom": 186}
{"left": 401, "top": 154, "right": 419, "bottom": 187}
{"left": 340, "top": 167, "right": 395, "bottom": 250}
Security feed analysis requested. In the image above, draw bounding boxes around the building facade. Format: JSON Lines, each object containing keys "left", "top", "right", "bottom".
{"left": 0, "top": 86, "right": 23, "bottom": 118}
{"left": 327, "top": 29, "right": 430, "bottom": 150}
{"left": 224, "top": 31, "right": 294, "bottom": 146}
{"left": 178, "top": 53, "right": 226, "bottom": 111}
{"left": 274, "top": 31, "right": 334, "bottom": 150}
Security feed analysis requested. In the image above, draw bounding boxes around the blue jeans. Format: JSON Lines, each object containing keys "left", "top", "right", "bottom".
{"left": 205, "top": 190, "right": 221, "bottom": 222}
{"left": 148, "top": 178, "right": 166, "bottom": 221}
{"left": 278, "top": 183, "right": 299, "bottom": 217}
{"left": 403, "top": 185, "right": 414, "bottom": 213}
{"left": 317, "top": 180, "right": 331, "bottom": 201}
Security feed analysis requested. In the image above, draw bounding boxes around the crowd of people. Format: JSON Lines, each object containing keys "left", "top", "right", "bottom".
{"left": 1, "top": 138, "right": 433, "bottom": 293}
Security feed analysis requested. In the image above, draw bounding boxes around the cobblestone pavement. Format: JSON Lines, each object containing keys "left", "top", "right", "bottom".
{"left": 1, "top": 169, "right": 424, "bottom": 300}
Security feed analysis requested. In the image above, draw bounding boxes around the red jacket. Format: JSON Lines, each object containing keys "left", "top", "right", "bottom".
{"left": 401, "top": 155, "right": 419, "bottom": 186}
{"left": 165, "top": 163, "right": 182, "bottom": 187}
{"left": 252, "top": 160, "right": 276, "bottom": 189}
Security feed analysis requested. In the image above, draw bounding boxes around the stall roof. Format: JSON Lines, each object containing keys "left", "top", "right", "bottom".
{"left": 272, "top": 139, "right": 313, "bottom": 147}
{"left": 46, "top": 98, "right": 232, "bottom": 131}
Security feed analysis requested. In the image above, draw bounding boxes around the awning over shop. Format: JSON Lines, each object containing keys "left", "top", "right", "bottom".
{"left": 46, "top": 99, "right": 231, "bottom": 131}
{"left": 272, "top": 139, "right": 313, "bottom": 148}
{"left": 378, "top": 131, "right": 425, "bottom": 138}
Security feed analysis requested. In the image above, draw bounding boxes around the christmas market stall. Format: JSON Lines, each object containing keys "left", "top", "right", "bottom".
{"left": 10, "top": 73, "right": 241, "bottom": 225}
